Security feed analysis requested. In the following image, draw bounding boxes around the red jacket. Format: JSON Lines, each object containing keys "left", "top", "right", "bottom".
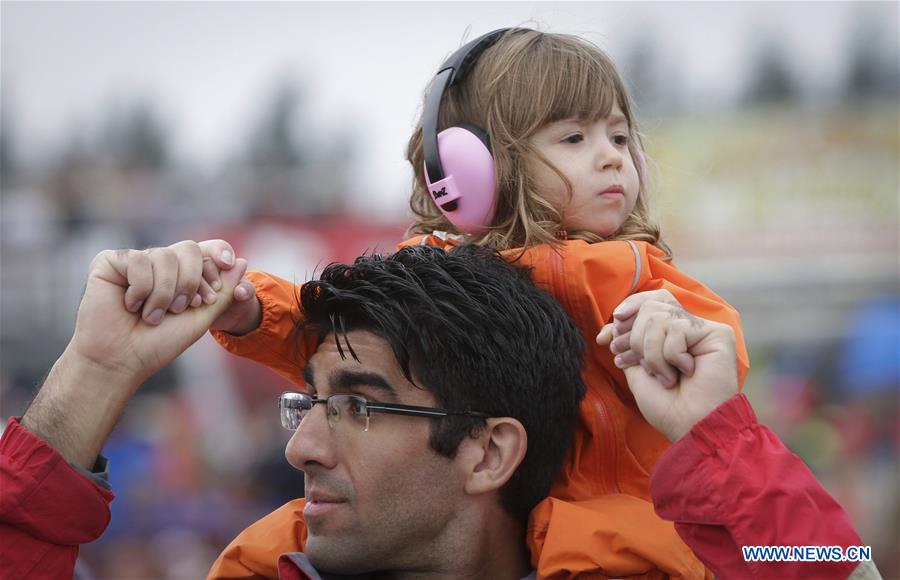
{"left": 210, "top": 237, "right": 751, "bottom": 578}
{"left": 1, "top": 395, "right": 873, "bottom": 579}
{"left": 0, "top": 417, "right": 113, "bottom": 579}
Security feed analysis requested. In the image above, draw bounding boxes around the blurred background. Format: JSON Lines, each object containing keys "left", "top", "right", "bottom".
{"left": 1, "top": 2, "right": 898, "bottom": 578}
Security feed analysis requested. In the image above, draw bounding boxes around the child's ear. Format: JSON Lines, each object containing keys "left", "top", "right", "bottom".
{"left": 456, "top": 418, "right": 527, "bottom": 496}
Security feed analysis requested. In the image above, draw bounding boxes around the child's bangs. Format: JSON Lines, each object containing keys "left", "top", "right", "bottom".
{"left": 535, "top": 41, "right": 624, "bottom": 127}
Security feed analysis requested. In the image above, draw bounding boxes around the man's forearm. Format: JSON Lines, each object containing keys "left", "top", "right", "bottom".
{"left": 650, "top": 394, "right": 869, "bottom": 579}
{"left": 21, "top": 348, "right": 141, "bottom": 470}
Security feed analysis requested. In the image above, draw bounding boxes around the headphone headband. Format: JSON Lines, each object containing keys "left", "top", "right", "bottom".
{"left": 423, "top": 28, "right": 517, "bottom": 183}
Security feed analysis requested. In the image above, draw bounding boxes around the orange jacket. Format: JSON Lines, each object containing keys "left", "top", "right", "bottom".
{"left": 208, "top": 236, "right": 749, "bottom": 579}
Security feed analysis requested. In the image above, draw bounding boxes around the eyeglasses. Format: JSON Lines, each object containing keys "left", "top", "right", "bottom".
{"left": 278, "top": 391, "right": 490, "bottom": 432}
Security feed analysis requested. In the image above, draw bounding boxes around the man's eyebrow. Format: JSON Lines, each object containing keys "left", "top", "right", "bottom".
{"left": 332, "top": 370, "right": 398, "bottom": 401}
{"left": 303, "top": 363, "right": 316, "bottom": 389}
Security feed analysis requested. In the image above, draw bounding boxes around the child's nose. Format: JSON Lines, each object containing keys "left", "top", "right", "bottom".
{"left": 595, "top": 140, "right": 623, "bottom": 171}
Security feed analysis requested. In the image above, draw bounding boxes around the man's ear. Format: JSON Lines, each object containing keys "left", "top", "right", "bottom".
{"left": 458, "top": 418, "right": 527, "bottom": 496}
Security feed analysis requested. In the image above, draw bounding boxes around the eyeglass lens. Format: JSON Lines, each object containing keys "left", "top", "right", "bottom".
{"left": 279, "top": 393, "right": 371, "bottom": 432}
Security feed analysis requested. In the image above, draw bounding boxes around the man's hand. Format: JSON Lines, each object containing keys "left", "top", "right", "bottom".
{"left": 68, "top": 240, "right": 249, "bottom": 384}
{"left": 22, "top": 239, "right": 249, "bottom": 468}
{"left": 596, "top": 291, "right": 740, "bottom": 442}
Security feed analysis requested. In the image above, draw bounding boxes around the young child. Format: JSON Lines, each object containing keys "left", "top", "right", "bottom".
{"left": 207, "top": 28, "right": 749, "bottom": 579}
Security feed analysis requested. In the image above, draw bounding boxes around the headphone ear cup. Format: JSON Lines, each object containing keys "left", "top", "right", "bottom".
{"left": 424, "top": 125, "right": 497, "bottom": 234}
{"left": 454, "top": 123, "right": 491, "bottom": 152}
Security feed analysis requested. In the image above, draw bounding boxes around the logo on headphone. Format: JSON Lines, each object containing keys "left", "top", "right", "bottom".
{"left": 432, "top": 187, "right": 448, "bottom": 199}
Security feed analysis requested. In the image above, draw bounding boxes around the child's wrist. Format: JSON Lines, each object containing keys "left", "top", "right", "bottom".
{"left": 228, "top": 299, "right": 263, "bottom": 336}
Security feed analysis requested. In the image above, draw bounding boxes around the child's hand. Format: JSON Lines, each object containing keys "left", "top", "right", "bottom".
{"left": 597, "top": 291, "right": 739, "bottom": 441}
{"left": 596, "top": 289, "right": 693, "bottom": 387}
{"left": 210, "top": 278, "right": 261, "bottom": 336}
{"left": 194, "top": 239, "right": 262, "bottom": 336}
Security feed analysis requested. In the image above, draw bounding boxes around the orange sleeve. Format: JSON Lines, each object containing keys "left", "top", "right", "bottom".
{"left": 210, "top": 271, "right": 318, "bottom": 388}
{"left": 558, "top": 241, "right": 749, "bottom": 388}
{"left": 557, "top": 241, "right": 642, "bottom": 325}
{"left": 206, "top": 500, "right": 307, "bottom": 579}
{"left": 207, "top": 241, "right": 451, "bottom": 382}
{"left": 634, "top": 243, "right": 750, "bottom": 387}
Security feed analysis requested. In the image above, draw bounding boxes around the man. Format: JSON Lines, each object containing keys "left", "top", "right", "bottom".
{"left": 1, "top": 240, "right": 586, "bottom": 579}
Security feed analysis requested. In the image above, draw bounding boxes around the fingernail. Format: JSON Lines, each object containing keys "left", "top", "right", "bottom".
{"left": 235, "top": 286, "right": 248, "bottom": 300}
{"left": 205, "top": 290, "right": 218, "bottom": 304}
{"left": 147, "top": 309, "right": 164, "bottom": 325}
{"left": 171, "top": 294, "right": 188, "bottom": 313}
{"left": 211, "top": 278, "right": 222, "bottom": 291}
{"left": 609, "top": 340, "right": 620, "bottom": 354}
{"left": 613, "top": 303, "right": 627, "bottom": 317}
{"left": 614, "top": 355, "right": 625, "bottom": 368}
{"left": 221, "top": 250, "right": 234, "bottom": 266}
{"left": 130, "top": 299, "right": 144, "bottom": 313}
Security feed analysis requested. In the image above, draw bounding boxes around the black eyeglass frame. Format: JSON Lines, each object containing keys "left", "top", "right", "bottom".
{"left": 278, "top": 391, "right": 490, "bottom": 431}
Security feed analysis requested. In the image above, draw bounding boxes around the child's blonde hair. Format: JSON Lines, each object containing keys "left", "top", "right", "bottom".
{"left": 406, "top": 28, "right": 671, "bottom": 259}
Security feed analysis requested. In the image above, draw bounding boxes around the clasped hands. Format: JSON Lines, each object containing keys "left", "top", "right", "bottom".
{"left": 68, "top": 240, "right": 740, "bottom": 443}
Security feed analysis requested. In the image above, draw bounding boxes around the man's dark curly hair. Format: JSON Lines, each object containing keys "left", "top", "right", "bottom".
{"left": 295, "top": 243, "right": 585, "bottom": 521}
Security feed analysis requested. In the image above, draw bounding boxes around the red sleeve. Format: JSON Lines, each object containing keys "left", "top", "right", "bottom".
{"left": 650, "top": 394, "right": 863, "bottom": 579}
{"left": 0, "top": 417, "right": 114, "bottom": 578}
{"left": 210, "top": 271, "right": 319, "bottom": 388}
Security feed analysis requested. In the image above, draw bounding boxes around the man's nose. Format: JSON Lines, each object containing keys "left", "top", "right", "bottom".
{"left": 285, "top": 403, "right": 337, "bottom": 471}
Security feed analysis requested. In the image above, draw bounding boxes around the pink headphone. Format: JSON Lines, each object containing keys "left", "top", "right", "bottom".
{"left": 422, "top": 28, "right": 521, "bottom": 234}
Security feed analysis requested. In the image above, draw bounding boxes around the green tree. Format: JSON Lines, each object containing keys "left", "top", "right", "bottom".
{"left": 102, "top": 98, "right": 171, "bottom": 170}
{"left": 246, "top": 78, "right": 306, "bottom": 170}
{"left": 743, "top": 36, "right": 796, "bottom": 105}
{"left": 1, "top": 86, "right": 17, "bottom": 188}
{"left": 843, "top": 6, "right": 899, "bottom": 101}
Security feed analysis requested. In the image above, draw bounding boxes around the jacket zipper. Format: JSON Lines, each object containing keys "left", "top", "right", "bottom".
{"left": 549, "top": 249, "right": 620, "bottom": 495}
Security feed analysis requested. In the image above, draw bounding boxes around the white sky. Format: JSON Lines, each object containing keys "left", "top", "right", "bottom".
{"left": 1, "top": 1, "right": 889, "bottom": 216}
